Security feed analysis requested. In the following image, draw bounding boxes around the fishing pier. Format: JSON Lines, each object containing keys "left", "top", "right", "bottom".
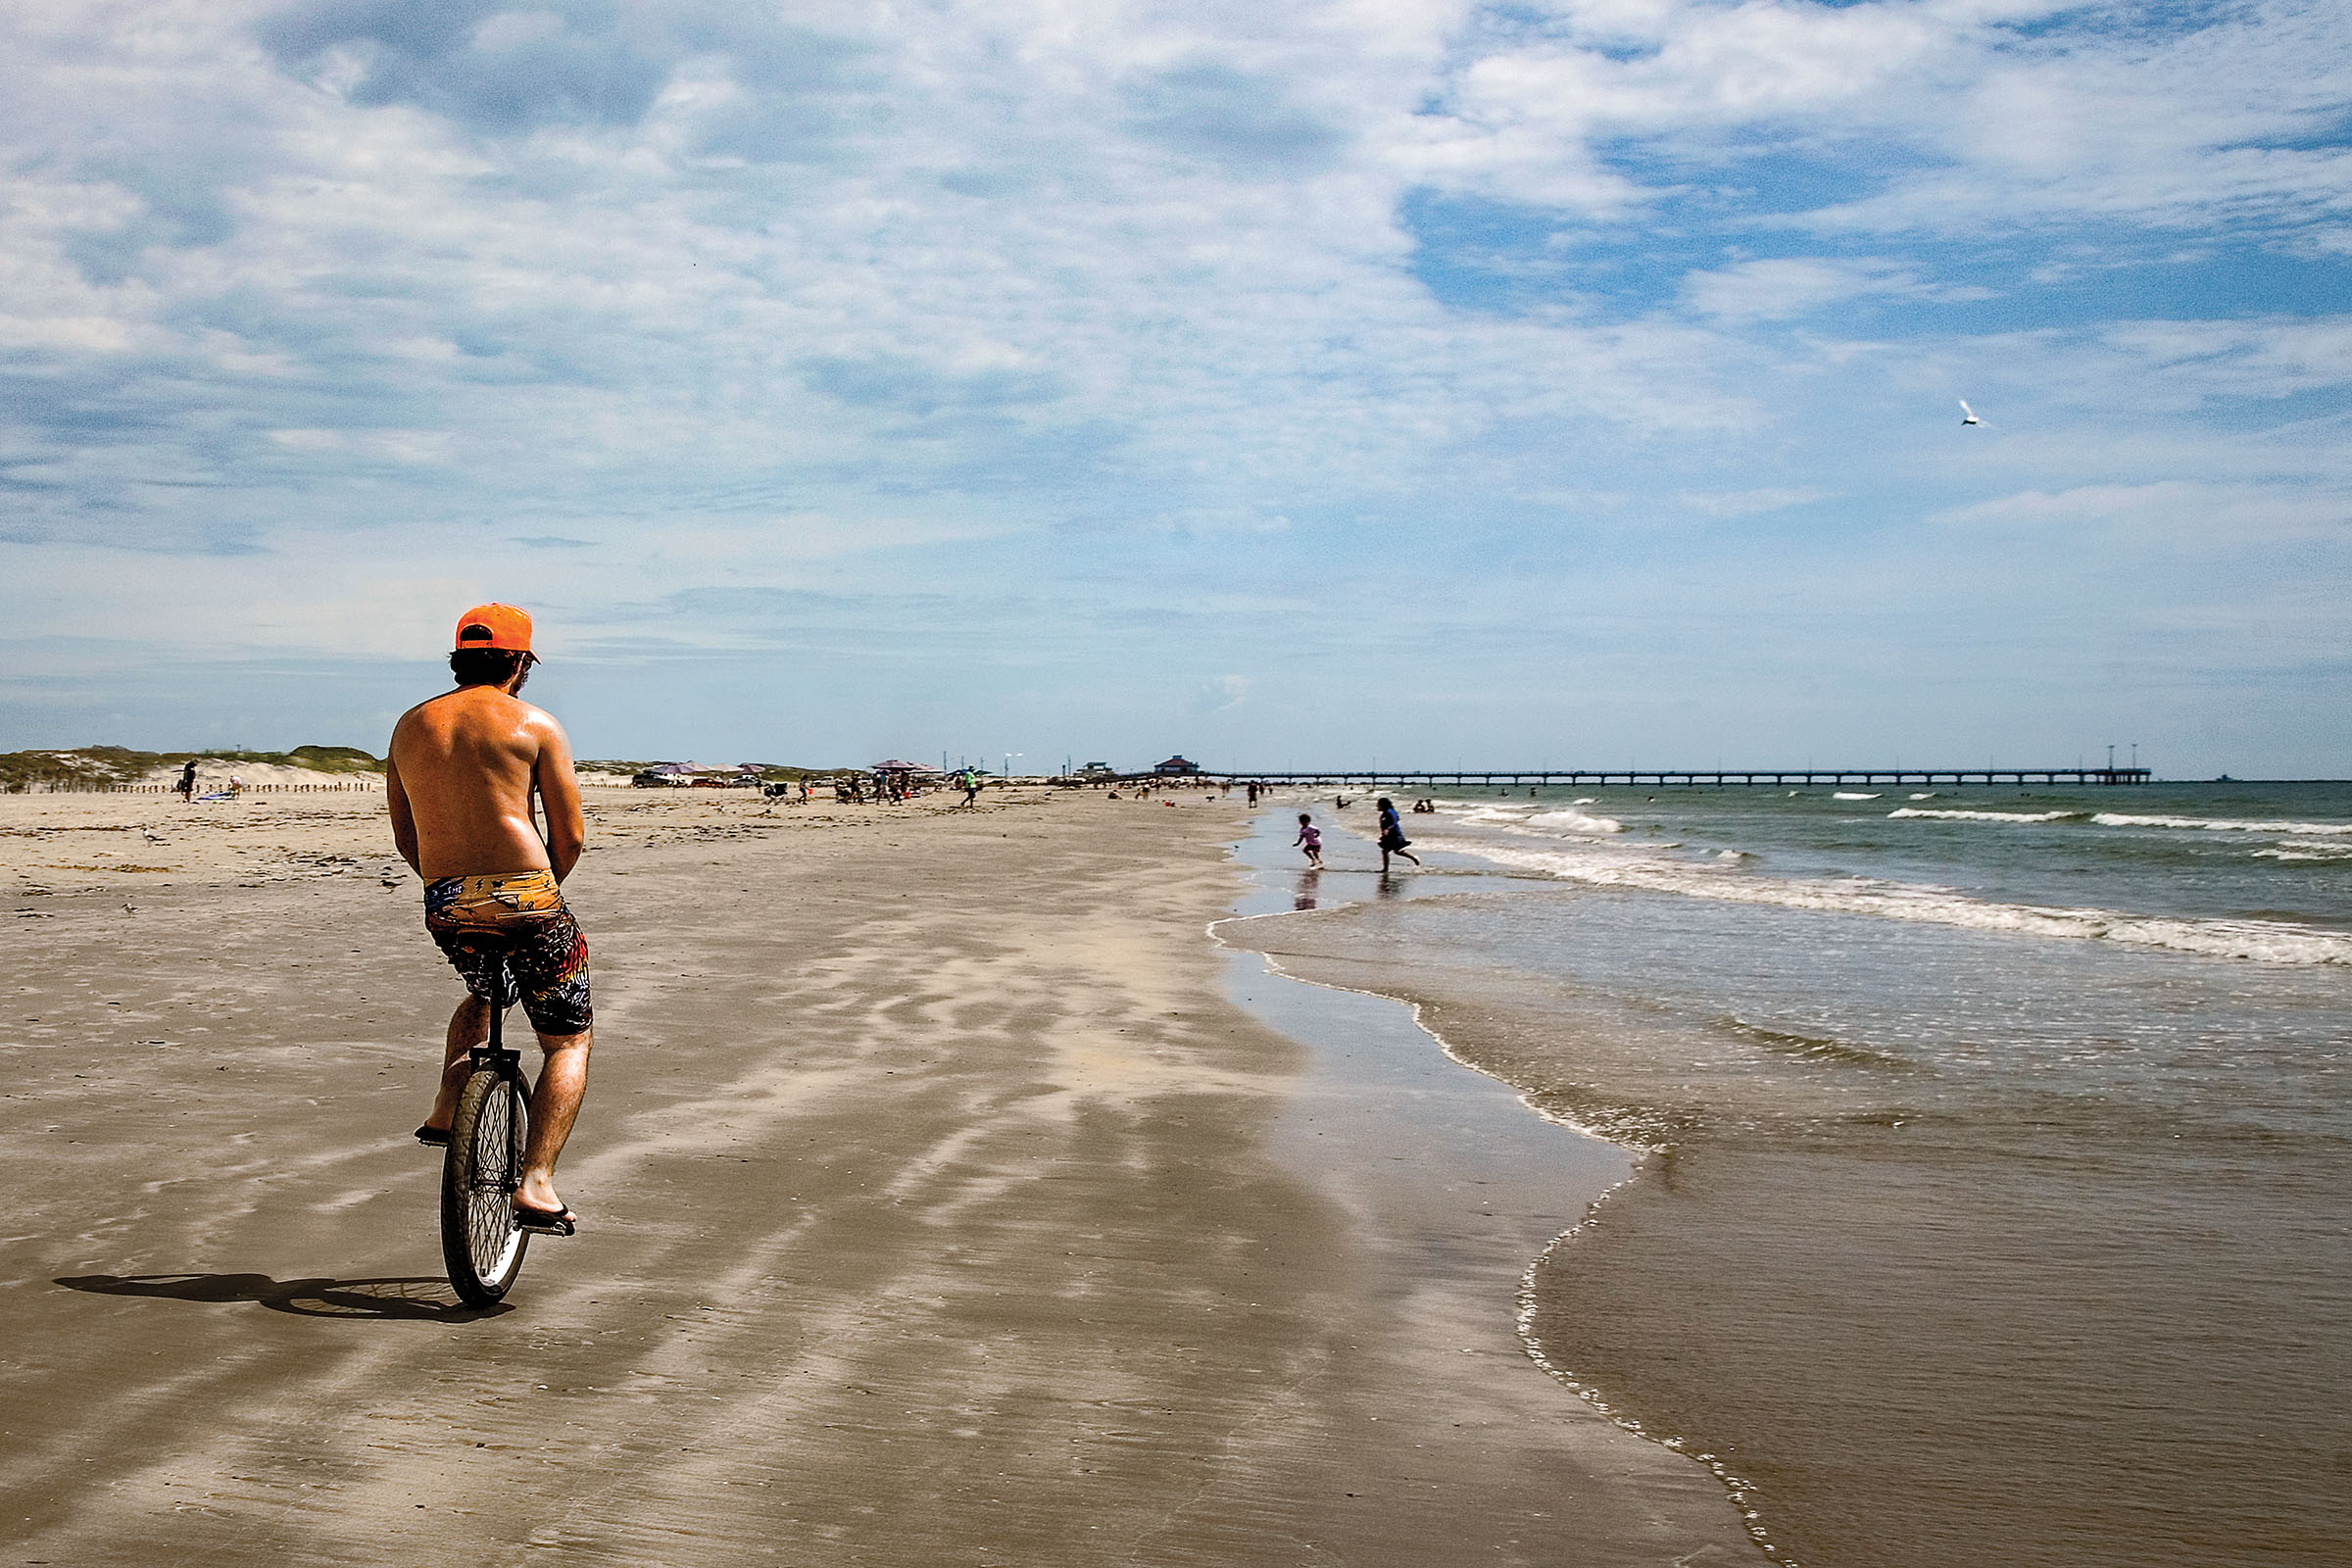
{"left": 1188, "top": 766, "right": 2153, "bottom": 788}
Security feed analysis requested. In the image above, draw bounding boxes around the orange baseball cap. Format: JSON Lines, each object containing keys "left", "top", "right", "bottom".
{"left": 453, "top": 603, "right": 535, "bottom": 655}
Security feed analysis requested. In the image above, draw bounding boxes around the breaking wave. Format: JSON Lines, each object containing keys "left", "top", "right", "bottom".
{"left": 2092, "top": 813, "right": 2352, "bottom": 836}
{"left": 1527, "top": 808, "right": 1626, "bottom": 836}
{"left": 2253, "top": 841, "right": 2352, "bottom": 862}
{"left": 1887, "top": 808, "right": 2092, "bottom": 824}
{"left": 1449, "top": 804, "right": 1626, "bottom": 836}
{"left": 1719, "top": 1017, "right": 1921, "bottom": 1070}
{"left": 1415, "top": 838, "right": 2352, "bottom": 965}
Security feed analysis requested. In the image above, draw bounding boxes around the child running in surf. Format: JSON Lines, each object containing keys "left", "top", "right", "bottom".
{"left": 1375, "top": 796, "right": 1421, "bottom": 873}
{"left": 1295, "top": 812, "right": 1323, "bottom": 867}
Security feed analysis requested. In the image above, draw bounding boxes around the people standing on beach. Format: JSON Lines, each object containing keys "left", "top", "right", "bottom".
{"left": 1247, "top": 781, "right": 1258, "bottom": 806}
{"left": 174, "top": 760, "right": 197, "bottom": 801}
{"left": 387, "top": 603, "right": 592, "bottom": 1236}
{"left": 960, "top": 768, "right": 981, "bottom": 807}
{"left": 1295, "top": 812, "right": 1323, "bottom": 867}
{"left": 1375, "top": 797, "right": 1421, "bottom": 873}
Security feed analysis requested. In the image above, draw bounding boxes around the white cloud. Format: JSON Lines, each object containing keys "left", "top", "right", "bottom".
{"left": 0, "top": 0, "right": 2345, "bottom": 770}
{"left": 1932, "top": 480, "right": 2350, "bottom": 546}
{"left": 1409, "top": 0, "right": 2352, "bottom": 235}
{"left": 1195, "top": 673, "right": 1252, "bottom": 712}
{"left": 2097, "top": 319, "right": 2352, "bottom": 400}
{"left": 1681, "top": 258, "right": 1989, "bottom": 319}
{"left": 1676, "top": 485, "right": 1832, "bottom": 516}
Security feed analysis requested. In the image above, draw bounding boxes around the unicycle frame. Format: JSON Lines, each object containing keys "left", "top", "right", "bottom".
{"left": 476, "top": 964, "right": 520, "bottom": 1069}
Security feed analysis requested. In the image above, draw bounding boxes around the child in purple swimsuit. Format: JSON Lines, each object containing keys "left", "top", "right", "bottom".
{"left": 1295, "top": 813, "right": 1323, "bottom": 866}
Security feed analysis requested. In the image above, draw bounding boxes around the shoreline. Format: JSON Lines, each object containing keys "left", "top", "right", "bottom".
{"left": 1212, "top": 811, "right": 1776, "bottom": 1557}
{"left": 1211, "top": 861, "right": 1835, "bottom": 1566}
{"left": 1, "top": 788, "right": 1756, "bottom": 1565}
{"left": 1215, "top": 790, "right": 2352, "bottom": 1568}
{"left": 1210, "top": 816, "right": 1758, "bottom": 1561}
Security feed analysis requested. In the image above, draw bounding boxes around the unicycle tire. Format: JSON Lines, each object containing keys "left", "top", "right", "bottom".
{"left": 440, "top": 1067, "right": 530, "bottom": 1306}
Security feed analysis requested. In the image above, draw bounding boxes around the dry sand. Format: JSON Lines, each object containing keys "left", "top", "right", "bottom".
{"left": 130, "top": 762, "right": 389, "bottom": 793}
{"left": 1, "top": 787, "right": 1754, "bottom": 1564}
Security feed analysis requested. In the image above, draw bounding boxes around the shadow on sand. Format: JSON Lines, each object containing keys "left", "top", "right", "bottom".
{"left": 54, "top": 1273, "right": 509, "bottom": 1320}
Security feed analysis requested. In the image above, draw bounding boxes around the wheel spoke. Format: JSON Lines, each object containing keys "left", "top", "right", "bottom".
{"left": 441, "top": 1066, "right": 529, "bottom": 1304}
{"left": 467, "top": 1081, "right": 521, "bottom": 1273}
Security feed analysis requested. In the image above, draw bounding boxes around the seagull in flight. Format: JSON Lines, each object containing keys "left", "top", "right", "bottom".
{"left": 1958, "top": 399, "right": 1981, "bottom": 425}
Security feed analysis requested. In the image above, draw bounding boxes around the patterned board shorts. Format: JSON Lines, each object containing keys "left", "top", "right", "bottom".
{"left": 423, "top": 869, "right": 592, "bottom": 1036}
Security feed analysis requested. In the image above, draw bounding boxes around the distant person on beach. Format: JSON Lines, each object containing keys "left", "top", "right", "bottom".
{"left": 961, "top": 768, "right": 981, "bottom": 807}
{"left": 1295, "top": 812, "right": 1323, "bottom": 867}
{"left": 387, "top": 603, "right": 591, "bottom": 1237}
{"left": 1247, "top": 782, "right": 1258, "bottom": 806}
{"left": 1375, "top": 797, "right": 1420, "bottom": 873}
{"left": 175, "top": 760, "right": 197, "bottom": 800}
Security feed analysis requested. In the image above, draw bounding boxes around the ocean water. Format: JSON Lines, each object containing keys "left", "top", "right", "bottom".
{"left": 1230, "top": 782, "right": 2352, "bottom": 1568}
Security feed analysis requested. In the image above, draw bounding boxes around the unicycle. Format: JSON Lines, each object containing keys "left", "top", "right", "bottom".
{"left": 440, "top": 955, "right": 531, "bottom": 1306}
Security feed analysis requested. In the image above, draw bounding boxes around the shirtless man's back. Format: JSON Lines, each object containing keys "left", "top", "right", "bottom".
{"left": 388, "top": 604, "right": 592, "bottom": 1233}
{"left": 389, "top": 686, "right": 578, "bottom": 879}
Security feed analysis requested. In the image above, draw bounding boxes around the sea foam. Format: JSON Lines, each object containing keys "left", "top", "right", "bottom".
{"left": 1526, "top": 808, "right": 1626, "bottom": 835}
{"left": 2253, "top": 841, "right": 2352, "bottom": 862}
{"left": 2093, "top": 813, "right": 2352, "bottom": 835}
{"left": 1415, "top": 837, "right": 2352, "bottom": 965}
{"left": 1887, "top": 808, "right": 2089, "bottom": 824}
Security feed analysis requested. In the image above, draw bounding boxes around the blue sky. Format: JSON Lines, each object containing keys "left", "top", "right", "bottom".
{"left": 2, "top": 0, "right": 2347, "bottom": 775}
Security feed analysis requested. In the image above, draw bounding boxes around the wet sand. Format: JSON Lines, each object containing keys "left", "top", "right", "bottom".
{"left": 1, "top": 788, "right": 1752, "bottom": 1565}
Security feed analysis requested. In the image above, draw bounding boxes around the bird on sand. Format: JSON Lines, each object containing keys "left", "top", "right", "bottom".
{"left": 1959, "top": 399, "right": 1981, "bottom": 425}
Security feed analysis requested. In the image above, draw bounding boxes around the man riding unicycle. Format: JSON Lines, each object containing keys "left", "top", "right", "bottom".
{"left": 388, "top": 604, "right": 594, "bottom": 1239}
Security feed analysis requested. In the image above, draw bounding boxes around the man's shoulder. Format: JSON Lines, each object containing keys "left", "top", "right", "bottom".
{"left": 469, "top": 690, "right": 567, "bottom": 748}
{"left": 388, "top": 695, "right": 442, "bottom": 747}
{"left": 512, "top": 697, "right": 567, "bottom": 736}
{"left": 397, "top": 685, "right": 482, "bottom": 724}
{"left": 394, "top": 687, "right": 562, "bottom": 738}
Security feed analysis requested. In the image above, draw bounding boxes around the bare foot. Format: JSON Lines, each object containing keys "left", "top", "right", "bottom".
{"left": 516, "top": 1174, "right": 569, "bottom": 1215}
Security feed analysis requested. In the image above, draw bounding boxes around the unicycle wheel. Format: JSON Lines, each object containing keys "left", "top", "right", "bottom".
{"left": 440, "top": 1067, "right": 530, "bottom": 1305}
